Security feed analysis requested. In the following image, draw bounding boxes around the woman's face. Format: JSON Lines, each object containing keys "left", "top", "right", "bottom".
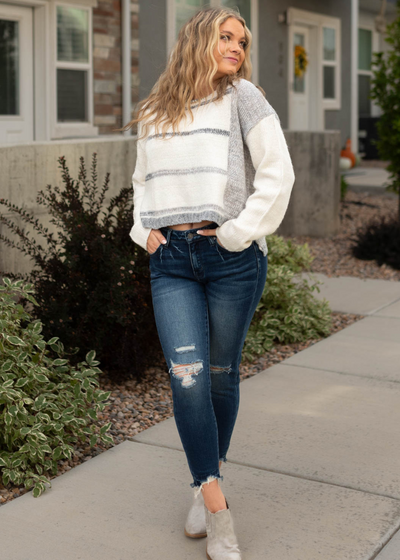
{"left": 212, "top": 17, "right": 247, "bottom": 81}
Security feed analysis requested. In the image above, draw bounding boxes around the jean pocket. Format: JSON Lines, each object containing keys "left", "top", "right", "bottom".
{"left": 148, "top": 243, "right": 162, "bottom": 257}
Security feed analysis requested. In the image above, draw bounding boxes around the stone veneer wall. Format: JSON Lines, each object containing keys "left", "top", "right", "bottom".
{"left": 92, "top": 0, "right": 139, "bottom": 135}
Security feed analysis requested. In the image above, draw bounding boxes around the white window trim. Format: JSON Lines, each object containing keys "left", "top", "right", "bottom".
{"left": 321, "top": 24, "right": 340, "bottom": 109}
{"left": 166, "top": 0, "right": 259, "bottom": 85}
{"left": 357, "top": 21, "right": 380, "bottom": 118}
{"left": 3, "top": 0, "right": 98, "bottom": 142}
{"left": 51, "top": 2, "right": 98, "bottom": 139}
{"left": 287, "top": 8, "right": 341, "bottom": 111}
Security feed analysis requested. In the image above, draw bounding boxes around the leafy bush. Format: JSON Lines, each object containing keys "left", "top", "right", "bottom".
{"left": 0, "top": 278, "right": 113, "bottom": 497}
{"left": 0, "top": 278, "right": 112, "bottom": 497}
{"left": 243, "top": 235, "right": 332, "bottom": 361}
{"left": 351, "top": 215, "right": 400, "bottom": 270}
{"left": 370, "top": 0, "right": 400, "bottom": 220}
{"left": 0, "top": 154, "right": 161, "bottom": 380}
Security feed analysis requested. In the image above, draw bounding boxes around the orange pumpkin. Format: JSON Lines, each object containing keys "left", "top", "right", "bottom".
{"left": 340, "top": 138, "right": 356, "bottom": 167}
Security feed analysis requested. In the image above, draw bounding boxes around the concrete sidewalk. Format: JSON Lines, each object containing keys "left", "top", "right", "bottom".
{"left": 1, "top": 275, "right": 400, "bottom": 559}
{"left": 344, "top": 166, "right": 392, "bottom": 195}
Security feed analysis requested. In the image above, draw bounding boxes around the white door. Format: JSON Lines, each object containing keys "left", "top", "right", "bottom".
{"left": 0, "top": 4, "right": 34, "bottom": 144}
{"left": 289, "top": 25, "right": 310, "bottom": 130}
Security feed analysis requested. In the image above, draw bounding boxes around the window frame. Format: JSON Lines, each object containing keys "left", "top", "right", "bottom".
{"left": 166, "top": 0, "right": 259, "bottom": 85}
{"left": 320, "top": 21, "right": 341, "bottom": 110}
{"left": 357, "top": 23, "right": 380, "bottom": 118}
{"left": 51, "top": 1, "right": 98, "bottom": 139}
{"left": 287, "top": 8, "right": 341, "bottom": 118}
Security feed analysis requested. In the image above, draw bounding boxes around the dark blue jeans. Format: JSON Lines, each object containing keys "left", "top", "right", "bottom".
{"left": 149, "top": 222, "right": 268, "bottom": 494}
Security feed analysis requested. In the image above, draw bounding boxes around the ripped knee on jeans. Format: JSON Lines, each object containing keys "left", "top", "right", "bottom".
{"left": 210, "top": 364, "right": 232, "bottom": 374}
{"left": 169, "top": 359, "right": 203, "bottom": 388}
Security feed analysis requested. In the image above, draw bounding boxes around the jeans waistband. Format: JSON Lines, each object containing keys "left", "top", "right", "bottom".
{"left": 160, "top": 222, "right": 219, "bottom": 242}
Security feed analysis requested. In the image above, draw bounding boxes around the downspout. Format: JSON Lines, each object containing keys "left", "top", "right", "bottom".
{"left": 122, "top": 0, "right": 132, "bottom": 137}
{"left": 351, "top": 0, "right": 359, "bottom": 154}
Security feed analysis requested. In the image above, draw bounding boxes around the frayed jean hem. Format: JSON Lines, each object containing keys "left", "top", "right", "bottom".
{"left": 190, "top": 473, "right": 224, "bottom": 498}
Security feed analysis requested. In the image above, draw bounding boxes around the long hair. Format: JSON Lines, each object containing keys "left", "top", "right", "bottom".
{"left": 116, "top": 7, "right": 253, "bottom": 140}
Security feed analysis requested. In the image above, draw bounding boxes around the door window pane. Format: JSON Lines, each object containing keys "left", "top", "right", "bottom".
{"left": 323, "top": 66, "right": 335, "bottom": 99}
{"left": 222, "top": 0, "right": 251, "bottom": 30}
{"left": 293, "top": 33, "right": 305, "bottom": 94}
{"left": 0, "top": 19, "right": 19, "bottom": 115}
{"left": 57, "top": 69, "right": 87, "bottom": 121}
{"left": 323, "top": 27, "right": 336, "bottom": 61}
{"left": 358, "top": 28, "right": 372, "bottom": 71}
{"left": 57, "top": 6, "right": 88, "bottom": 63}
{"left": 175, "top": 0, "right": 208, "bottom": 40}
{"left": 358, "top": 74, "right": 371, "bottom": 117}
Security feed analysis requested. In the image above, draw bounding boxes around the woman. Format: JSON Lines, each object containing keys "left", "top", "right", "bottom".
{"left": 123, "top": 7, "right": 295, "bottom": 559}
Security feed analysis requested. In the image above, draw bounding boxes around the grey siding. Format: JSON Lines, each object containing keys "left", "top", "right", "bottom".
{"left": 258, "top": 0, "right": 351, "bottom": 145}
{"left": 139, "top": 0, "right": 168, "bottom": 101}
{"left": 139, "top": 0, "right": 352, "bottom": 147}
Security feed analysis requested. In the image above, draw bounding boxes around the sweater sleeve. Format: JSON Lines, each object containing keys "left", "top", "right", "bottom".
{"left": 215, "top": 99, "right": 295, "bottom": 252}
{"left": 129, "top": 124, "right": 152, "bottom": 251}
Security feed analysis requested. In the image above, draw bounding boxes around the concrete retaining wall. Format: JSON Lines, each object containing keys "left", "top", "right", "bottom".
{"left": 278, "top": 129, "right": 341, "bottom": 238}
{"left": 0, "top": 130, "right": 340, "bottom": 275}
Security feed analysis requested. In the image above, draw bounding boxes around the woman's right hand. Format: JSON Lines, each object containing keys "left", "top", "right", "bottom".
{"left": 147, "top": 229, "right": 167, "bottom": 254}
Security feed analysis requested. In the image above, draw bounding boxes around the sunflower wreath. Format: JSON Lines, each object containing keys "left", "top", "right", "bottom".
{"left": 294, "top": 45, "right": 308, "bottom": 78}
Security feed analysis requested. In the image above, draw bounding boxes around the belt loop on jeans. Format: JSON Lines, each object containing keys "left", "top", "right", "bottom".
{"left": 165, "top": 228, "right": 172, "bottom": 246}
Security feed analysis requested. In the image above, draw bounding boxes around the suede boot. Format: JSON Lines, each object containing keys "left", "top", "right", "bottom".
{"left": 184, "top": 491, "right": 207, "bottom": 538}
{"left": 205, "top": 500, "right": 242, "bottom": 560}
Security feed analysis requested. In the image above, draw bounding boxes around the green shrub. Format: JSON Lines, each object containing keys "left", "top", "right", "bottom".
{"left": 370, "top": 0, "right": 400, "bottom": 220}
{"left": 0, "top": 153, "right": 161, "bottom": 380}
{"left": 352, "top": 215, "right": 400, "bottom": 270}
{"left": 243, "top": 235, "right": 332, "bottom": 361}
{"left": 0, "top": 278, "right": 112, "bottom": 497}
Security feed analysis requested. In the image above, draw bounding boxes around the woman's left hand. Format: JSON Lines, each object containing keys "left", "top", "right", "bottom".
{"left": 196, "top": 228, "right": 226, "bottom": 248}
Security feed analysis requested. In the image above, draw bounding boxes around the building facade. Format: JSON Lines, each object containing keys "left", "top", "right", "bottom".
{"left": 0, "top": 0, "right": 397, "bottom": 153}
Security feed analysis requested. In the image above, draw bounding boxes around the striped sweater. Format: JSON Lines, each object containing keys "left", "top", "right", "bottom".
{"left": 130, "top": 78, "right": 295, "bottom": 255}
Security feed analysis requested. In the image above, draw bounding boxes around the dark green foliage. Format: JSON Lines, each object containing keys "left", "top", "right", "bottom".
{"left": 0, "top": 154, "right": 161, "bottom": 380}
{"left": 0, "top": 278, "right": 112, "bottom": 498}
{"left": 370, "top": 0, "right": 400, "bottom": 219}
{"left": 351, "top": 215, "right": 400, "bottom": 270}
{"left": 243, "top": 236, "right": 332, "bottom": 361}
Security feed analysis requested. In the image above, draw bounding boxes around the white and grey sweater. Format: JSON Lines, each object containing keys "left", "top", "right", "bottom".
{"left": 130, "top": 78, "right": 295, "bottom": 255}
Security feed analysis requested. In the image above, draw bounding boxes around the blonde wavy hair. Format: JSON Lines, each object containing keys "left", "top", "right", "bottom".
{"left": 116, "top": 6, "right": 253, "bottom": 140}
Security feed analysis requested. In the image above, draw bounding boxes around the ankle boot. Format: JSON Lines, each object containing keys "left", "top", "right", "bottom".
{"left": 205, "top": 500, "right": 242, "bottom": 560}
{"left": 184, "top": 491, "right": 207, "bottom": 538}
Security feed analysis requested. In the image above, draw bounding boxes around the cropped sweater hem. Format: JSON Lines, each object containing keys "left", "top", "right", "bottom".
{"left": 130, "top": 78, "right": 295, "bottom": 256}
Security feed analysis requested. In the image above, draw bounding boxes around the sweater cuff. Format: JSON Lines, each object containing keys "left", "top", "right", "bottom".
{"left": 215, "top": 223, "right": 252, "bottom": 252}
{"left": 129, "top": 223, "right": 152, "bottom": 252}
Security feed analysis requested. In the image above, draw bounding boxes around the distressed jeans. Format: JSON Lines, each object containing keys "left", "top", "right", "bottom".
{"left": 149, "top": 222, "right": 268, "bottom": 494}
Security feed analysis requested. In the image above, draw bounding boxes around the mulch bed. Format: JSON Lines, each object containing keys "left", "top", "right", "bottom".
{"left": 1, "top": 176, "right": 397, "bottom": 506}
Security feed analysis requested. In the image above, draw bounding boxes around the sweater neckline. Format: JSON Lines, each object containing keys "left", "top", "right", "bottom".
{"left": 190, "top": 84, "right": 234, "bottom": 106}
{"left": 190, "top": 89, "right": 218, "bottom": 105}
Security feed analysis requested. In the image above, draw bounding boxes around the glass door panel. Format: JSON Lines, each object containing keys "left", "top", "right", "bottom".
{"left": 293, "top": 32, "right": 305, "bottom": 94}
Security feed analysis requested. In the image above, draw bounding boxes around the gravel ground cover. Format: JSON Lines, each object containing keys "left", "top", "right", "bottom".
{"left": 2, "top": 180, "right": 397, "bottom": 506}
{"left": 285, "top": 190, "right": 400, "bottom": 281}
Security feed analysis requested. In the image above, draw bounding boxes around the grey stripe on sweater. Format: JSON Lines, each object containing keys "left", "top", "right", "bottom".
{"left": 145, "top": 166, "right": 227, "bottom": 182}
